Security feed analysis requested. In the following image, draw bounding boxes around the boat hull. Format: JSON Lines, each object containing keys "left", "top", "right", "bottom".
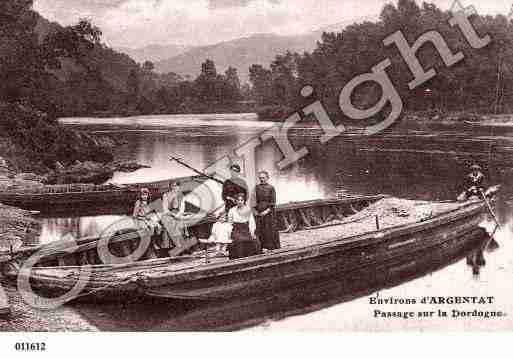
{"left": 0, "top": 175, "right": 207, "bottom": 212}
{"left": 145, "top": 202, "right": 486, "bottom": 300}
{"left": 15, "top": 199, "right": 487, "bottom": 302}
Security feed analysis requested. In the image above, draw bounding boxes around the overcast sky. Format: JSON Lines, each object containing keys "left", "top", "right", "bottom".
{"left": 33, "top": 0, "right": 513, "bottom": 48}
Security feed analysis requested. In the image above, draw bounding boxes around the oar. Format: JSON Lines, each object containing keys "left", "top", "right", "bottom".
{"left": 484, "top": 224, "right": 500, "bottom": 252}
{"left": 170, "top": 156, "right": 224, "bottom": 185}
{"left": 479, "top": 188, "right": 501, "bottom": 251}
{"left": 479, "top": 189, "right": 501, "bottom": 229}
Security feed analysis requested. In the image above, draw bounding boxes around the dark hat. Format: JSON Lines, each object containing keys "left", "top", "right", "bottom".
{"left": 230, "top": 164, "right": 241, "bottom": 173}
{"left": 470, "top": 164, "right": 482, "bottom": 170}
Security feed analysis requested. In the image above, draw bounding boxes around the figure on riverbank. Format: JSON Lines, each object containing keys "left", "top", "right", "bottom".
{"left": 458, "top": 164, "right": 486, "bottom": 201}
{"left": 132, "top": 188, "right": 161, "bottom": 234}
{"left": 254, "top": 171, "right": 281, "bottom": 251}
{"left": 222, "top": 164, "right": 248, "bottom": 213}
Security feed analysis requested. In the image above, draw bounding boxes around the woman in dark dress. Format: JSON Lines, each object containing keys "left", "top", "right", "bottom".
{"left": 228, "top": 193, "right": 256, "bottom": 241}
{"left": 254, "top": 171, "right": 281, "bottom": 251}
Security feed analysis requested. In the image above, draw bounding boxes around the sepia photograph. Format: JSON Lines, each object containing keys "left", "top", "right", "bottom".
{"left": 1, "top": 0, "right": 513, "bottom": 354}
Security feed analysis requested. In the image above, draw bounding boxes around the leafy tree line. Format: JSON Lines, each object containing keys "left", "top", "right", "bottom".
{"left": 0, "top": 0, "right": 249, "bottom": 172}
{"left": 129, "top": 59, "right": 246, "bottom": 115}
{"left": 248, "top": 0, "right": 513, "bottom": 119}
{"left": 0, "top": 0, "right": 115, "bottom": 171}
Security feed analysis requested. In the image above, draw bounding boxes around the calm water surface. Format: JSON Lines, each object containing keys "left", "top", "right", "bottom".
{"left": 39, "top": 113, "right": 513, "bottom": 330}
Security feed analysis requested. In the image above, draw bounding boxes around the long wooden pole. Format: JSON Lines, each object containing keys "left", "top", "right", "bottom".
{"left": 479, "top": 189, "right": 500, "bottom": 229}
{"left": 170, "top": 156, "right": 224, "bottom": 185}
{"left": 484, "top": 224, "right": 500, "bottom": 252}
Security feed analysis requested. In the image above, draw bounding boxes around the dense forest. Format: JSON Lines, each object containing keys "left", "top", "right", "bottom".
{"left": 2, "top": 0, "right": 513, "bottom": 129}
{"left": 0, "top": 0, "right": 248, "bottom": 172}
{"left": 249, "top": 0, "right": 513, "bottom": 119}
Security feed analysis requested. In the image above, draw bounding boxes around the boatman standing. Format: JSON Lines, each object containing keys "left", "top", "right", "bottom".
{"left": 458, "top": 164, "right": 486, "bottom": 201}
{"left": 222, "top": 164, "right": 248, "bottom": 214}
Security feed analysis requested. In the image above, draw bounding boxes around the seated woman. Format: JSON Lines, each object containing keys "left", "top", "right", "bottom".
{"left": 206, "top": 193, "right": 256, "bottom": 256}
{"left": 229, "top": 193, "right": 256, "bottom": 242}
{"left": 132, "top": 188, "right": 161, "bottom": 235}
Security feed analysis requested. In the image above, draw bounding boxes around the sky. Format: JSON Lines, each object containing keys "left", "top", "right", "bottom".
{"left": 33, "top": 0, "right": 513, "bottom": 49}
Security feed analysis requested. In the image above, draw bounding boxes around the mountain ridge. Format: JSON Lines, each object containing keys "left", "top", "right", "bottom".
{"left": 150, "top": 15, "right": 378, "bottom": 83}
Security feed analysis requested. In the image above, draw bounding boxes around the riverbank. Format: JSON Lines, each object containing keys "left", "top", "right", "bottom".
{"left": 256, "top": 107, "right": 513, "bottom": 126}
{"left": 0, "top": 284, "right": 97, "bottom": 331}
{"left": 0, "top": 176, "right": 98, "bottom": 330}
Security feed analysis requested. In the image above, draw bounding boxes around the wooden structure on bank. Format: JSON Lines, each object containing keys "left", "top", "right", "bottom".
{"left": 0, "top": 175, "right": 207, "bottom": 211}
{"left": 0, "top": 195, "right": 488, "bottom": 302}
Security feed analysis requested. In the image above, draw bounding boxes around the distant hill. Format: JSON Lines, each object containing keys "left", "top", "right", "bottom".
{"left": 116, "top": 44, "right": 191, "bottom": 64}
{"left": 153, "top": 15, "right": 378, "bottom": 84}
{"left": 154, "top": 33, "right": 320, "bottom": 83}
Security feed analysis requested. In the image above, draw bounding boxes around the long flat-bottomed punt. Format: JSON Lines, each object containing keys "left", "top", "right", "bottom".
{"left": 4, "top": 195, "right": 488, "bottom": 302}
{"left": 0, "top": 174, "right": 208, "bottom": 211}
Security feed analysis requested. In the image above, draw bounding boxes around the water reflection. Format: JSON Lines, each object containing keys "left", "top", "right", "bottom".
{"left": 39, "top": 215, "right": 124, "bottom": 244}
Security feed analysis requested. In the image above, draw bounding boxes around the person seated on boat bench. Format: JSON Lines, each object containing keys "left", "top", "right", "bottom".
{"left": 458, "top": 164, "right": 486, "bottom": 202}
{"left": 160, "top": 181, "right": 193, "bottom": 256}
{"left": 132, "top": 188, "right": 161, "bottom": 234}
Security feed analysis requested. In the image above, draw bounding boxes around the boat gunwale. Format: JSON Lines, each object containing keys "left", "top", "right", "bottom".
{"left": 25, "top": 200, "right": 485, "bottom": 285}
{"left": 13, "top": 194, "right": 387, "bottom": 257}
{"left": 0, "top": 174, "right": 207, "bottom": 197}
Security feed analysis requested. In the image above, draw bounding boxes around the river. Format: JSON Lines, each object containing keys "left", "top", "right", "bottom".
{"left": 33, "top": 113, "right": 513, "bottom": 330}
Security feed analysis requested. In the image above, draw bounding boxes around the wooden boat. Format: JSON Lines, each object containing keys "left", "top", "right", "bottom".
{"left": 0, "top": 175, "right": 208, "bottom": 211}
{"left": 68, "top": 231, "right": 487, "bottom": 331}
{"left": 2, "top": 195, "right": 489, "bottom": 302}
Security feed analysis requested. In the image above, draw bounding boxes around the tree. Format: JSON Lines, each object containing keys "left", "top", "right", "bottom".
{"left": 249, "top": 64, "right": 273, "bottom": 105}
{"left": 41, "top": 18, "right": 103, "bottom": 71}
{"left": 0, "top": 0, "right": 41, "bottom": 102}
{"left": 195, "top": 59, "right": 220, "bottom": 103}
{"left": 127, "top": 69, "right": 140, "bottom": 101}
{"left": 201, "top": 59, "right": 217, "bottom": 78}
{"left": 225, "top": 67, "right": 241, "bottom": 92}
{"left": 142, "top": 61, "right": 155, "bottom": 72}
{"left": 224, "top": 66, "right": 242, "bottom": 102}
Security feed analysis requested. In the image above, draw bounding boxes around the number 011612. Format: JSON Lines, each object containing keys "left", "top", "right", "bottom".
{"left": 14, "top": 342, "right": 46, "bottom": 351}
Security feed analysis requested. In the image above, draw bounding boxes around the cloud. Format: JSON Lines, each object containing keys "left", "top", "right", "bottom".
{"left": 207, "top": 0, "right": 283, "bottom": 9}
{"left": 208, "top": 0, "right": 252, "bottom": 9}
{"left": 33, "top": 0, "right": 512, "bottom": 48}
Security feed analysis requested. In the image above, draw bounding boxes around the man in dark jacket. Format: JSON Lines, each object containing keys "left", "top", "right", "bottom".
{"left": 458, "top": 164, "right": 485, "bottom": 201}
{"left": 222, "top": 164, "right": 248, "bottom": 213}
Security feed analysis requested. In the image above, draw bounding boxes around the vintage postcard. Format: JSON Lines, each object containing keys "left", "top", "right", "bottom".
{"left": 1, "top": 0, "right": 512, "bottom": 354}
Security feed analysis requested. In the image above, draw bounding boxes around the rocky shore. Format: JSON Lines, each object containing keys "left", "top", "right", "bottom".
{"left": 45, "top": 160, "right": 150, "bottom": 185}
{"left": 0, "top": 158, "right": 150, "bottom": 189}
{"left": 0, "top": 284, "right": 97, "bottom": 331}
